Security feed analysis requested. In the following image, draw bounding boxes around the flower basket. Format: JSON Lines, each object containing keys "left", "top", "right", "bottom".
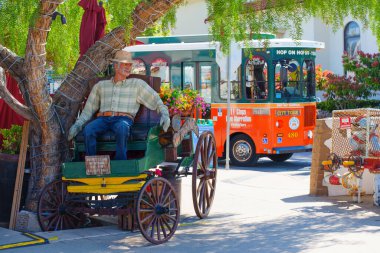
{"left": 160, "top": 83, "right": 209, "bottom": 118}
{"left": 181, "top": 108, "right": 193, "bottom": 117}
{"left": 170, "top": 106, "right": 194, "bottom": 118}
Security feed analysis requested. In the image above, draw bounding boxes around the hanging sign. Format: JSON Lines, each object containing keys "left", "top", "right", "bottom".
{"left": 248, "top": 56, "right": 265, "bottom": 66}
{"left": 152, "top": 58, "right": 168, "bottom": 67}
{"left": 340, "top": 117, "right": 351, "bottom": 129}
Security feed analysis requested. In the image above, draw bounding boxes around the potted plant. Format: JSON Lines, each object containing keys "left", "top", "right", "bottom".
{"left": 159, "top": 83, "right": 210, "bottom": 117}
{"left": 0, "top": 124, "right": 23, "bottom": 155}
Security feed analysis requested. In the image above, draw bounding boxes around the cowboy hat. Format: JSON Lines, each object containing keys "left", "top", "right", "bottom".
{"left": 110, "top": 50, "right": 134, "bottom": 64}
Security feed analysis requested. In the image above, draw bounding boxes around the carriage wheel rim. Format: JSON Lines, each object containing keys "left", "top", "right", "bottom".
{"left": 37, "top": 180, "right": 84, "bottom": 231}
{"left": 232, "top": 140, "right": 252, "bottom": 162}
{"left": 192, "top": 131, "right": 217, "bottom": 219}
{"left": 137, "top": 177, "right": 180, "bottom": 244}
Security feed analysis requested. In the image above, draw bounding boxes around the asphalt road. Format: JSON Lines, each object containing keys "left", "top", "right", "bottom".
{"left": 4, "top": 152, "right": 380, "bottom": 253}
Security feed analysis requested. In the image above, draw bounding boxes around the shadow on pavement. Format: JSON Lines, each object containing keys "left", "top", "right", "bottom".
{"left": 219, "top": 161, "right": 311, "bottom": 172}
{"left": 143, "top": 199, "right": 380, "bottom": 253}
{"left": 218, "top": 152, "right": 312, "bottom": 173}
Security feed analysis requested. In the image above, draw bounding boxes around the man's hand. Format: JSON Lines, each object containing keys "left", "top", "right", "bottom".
{"left": 68, "top": 123, "right": 80, "bottom": 141}
{"left": 160, "top": 115, "right": 170, "bottom": 132}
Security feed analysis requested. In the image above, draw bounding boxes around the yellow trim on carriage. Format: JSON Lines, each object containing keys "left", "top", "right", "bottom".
{"left": 62, "top": 174, "right": 148, "bottom": 185}
{"left": 67, "top": 181, "right": 146, "bottom": 194}
{"left": 63, "top": 174, "right": 148, "bottom": 194}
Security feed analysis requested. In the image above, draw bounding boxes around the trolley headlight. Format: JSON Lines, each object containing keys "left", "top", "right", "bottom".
{"left": 307, "top": 130, "right": 313, "bottom": 139}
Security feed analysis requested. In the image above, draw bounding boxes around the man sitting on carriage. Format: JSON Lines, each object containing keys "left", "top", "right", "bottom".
{"left": 68, "top": 50, "right": 171, "bottom": 159}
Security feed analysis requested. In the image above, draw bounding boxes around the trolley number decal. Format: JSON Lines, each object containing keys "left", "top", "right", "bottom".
{"left": 288, "top": 132, "right": 299, "bottom": 138}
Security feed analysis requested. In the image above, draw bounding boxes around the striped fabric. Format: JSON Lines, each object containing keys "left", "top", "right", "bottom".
{"left": 75, "top": 78, "right": 168, "bottom": 130}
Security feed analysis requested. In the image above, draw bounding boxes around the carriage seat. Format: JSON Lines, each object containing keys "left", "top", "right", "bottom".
{"left": 73, "top": 74, "right": 162, "bottom": 157}
{"left": 74, "top": 124, "right": 156, "bottom": 142}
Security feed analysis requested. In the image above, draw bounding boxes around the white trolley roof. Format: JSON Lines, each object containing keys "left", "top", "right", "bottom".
{"left": 124, "top": 38, "right": 324, "bottom": 52}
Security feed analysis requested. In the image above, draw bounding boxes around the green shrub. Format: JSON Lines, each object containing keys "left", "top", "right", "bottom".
{"left": 317, "top": 99, "right": 380, "bottom": 112}
{"left": 0, "top": 125, "right": 23, "bottom": 154}
{"left": 318, "top": 52, "right": 380, "bottom": 110}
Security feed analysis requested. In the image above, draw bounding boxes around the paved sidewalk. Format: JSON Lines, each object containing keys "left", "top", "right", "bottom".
{"left": 2, "top": 153, "right": 380, "bottom": 252}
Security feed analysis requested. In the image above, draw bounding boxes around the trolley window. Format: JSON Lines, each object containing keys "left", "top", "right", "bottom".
{"left": 183, "top": 64, "right": 195, "bottom": 89}
{"left": 219, "top": 66, "right": 241, "bottom": 100}
{"left": 151, "top": 58, "right": 169, "bottom": 83}
{"left": 245, "top": 56, "right": 268, "bottom": 100}
{"left": 302, "top": 60, "right": 315, "bottom": 97}
{"left": 275, "top": 59, "right": 301, "bottom": 99}
{"left": 132, "top": 58, "right": 146, "bottom": 75}
{"left": 170, "top": 64, "right": 181, "bottom": 89}
{"left": 200, "top": 64, "right": 212, "bottom": 103}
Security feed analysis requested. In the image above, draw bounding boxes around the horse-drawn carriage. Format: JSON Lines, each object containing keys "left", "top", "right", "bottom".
{"left": 37, "top": 75, "right": 217, "bottom": 244}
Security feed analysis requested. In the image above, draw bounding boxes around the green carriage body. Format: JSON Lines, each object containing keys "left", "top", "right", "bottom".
{"left": 63, "top": 126, "right": 165, "bottom": 179}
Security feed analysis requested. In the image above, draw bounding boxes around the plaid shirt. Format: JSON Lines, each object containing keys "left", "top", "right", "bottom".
{"left": 74, "top": 78, "right": 168, "bottom": 130}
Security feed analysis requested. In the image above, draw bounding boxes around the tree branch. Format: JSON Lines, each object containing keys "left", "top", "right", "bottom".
{"left": 0, "top": 44, "right": 32, "bottom": 112}
{"left": 131, "top": 0, "right": 184, "bottom": 38}
{"left": 0, "top": 44, "right": 27, "bottom": 88}
{"left": 0, "top": 69, "right": 33, "bottom": 120}
{"left": 0, "top": 45, "right": 24, "bottom": 77}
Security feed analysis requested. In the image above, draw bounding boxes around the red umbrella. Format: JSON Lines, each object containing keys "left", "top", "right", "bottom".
{"left": 78, "top": 0, "right": 102, "bottom": 56}
{"left": 94, "top": 1, "right": 107, "bottom": 41}
{"left": 131, "top": 40, "right": 144, "bottom": 45}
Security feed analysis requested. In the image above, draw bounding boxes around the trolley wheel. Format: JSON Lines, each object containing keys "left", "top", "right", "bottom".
{"left": 267, "top": 153, "right": 293, "bottom": 162}
{"left": 230, "top": 134, "right": 258, "bottom": 166}
{"left": 37, "top": 180, "right": 86, "bottom": 231}
{"left": 136, "top": 177, "right": 180, "bottom": 244}
{"left": 192, "top": 131, "right": 217, "bottom": 219}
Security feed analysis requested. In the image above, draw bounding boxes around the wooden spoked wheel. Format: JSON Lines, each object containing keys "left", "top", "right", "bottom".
{"left": 328, "top": 153, "right": 341, "bottom": 172}
{"left": 192, "top": 131, "right": 217, "bottom": 219}
{"left": 38, "top": 180, "right": 85, "bottom": 231}
{"left": 136, "top": 177, "right": 180, "bottom": 244}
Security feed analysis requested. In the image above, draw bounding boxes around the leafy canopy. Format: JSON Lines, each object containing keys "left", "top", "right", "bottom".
{"left": 0, "top": 0, "right": 378, "bottom": 73}
{"left": 207, "top": 0, "right": 379, "bottom": 52}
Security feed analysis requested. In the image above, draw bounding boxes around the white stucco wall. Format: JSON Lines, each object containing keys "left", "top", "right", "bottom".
{"left": 316, "top": 18, "right": 379, "bottom": 75}
{"left": 171, "top": 0, "right": 209, "bottom": 35}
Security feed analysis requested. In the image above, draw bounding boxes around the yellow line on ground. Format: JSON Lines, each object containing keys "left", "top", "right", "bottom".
{"left": 0, "top": 232, "right": 50, "bottom": 250}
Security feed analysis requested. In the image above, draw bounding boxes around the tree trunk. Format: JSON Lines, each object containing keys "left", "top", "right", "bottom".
{"left": 22, "top": 1, "right": 63, "bottom": 211}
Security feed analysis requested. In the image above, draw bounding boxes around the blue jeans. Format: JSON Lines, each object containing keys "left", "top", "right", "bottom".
{"left": 83, "top": 116, "right": 133, "bottom": 160}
